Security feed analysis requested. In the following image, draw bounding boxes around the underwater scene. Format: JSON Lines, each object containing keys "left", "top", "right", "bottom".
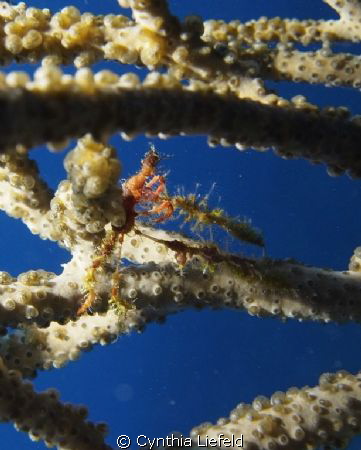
{"left": 0, "top": 0, "right": 360, "bottom": 449}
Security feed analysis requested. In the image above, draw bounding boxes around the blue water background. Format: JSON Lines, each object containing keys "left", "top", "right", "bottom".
{"left": 0, "top": 0, "right": 361, "bottom": 448}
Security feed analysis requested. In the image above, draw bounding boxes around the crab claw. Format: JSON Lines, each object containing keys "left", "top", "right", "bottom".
{"left": 150, "top": 200, "right": 174, "bottom": 222}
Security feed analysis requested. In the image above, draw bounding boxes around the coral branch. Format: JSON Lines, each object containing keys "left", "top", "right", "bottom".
{"left": 0, "top": 0, "right": 360, "bottom": 449}
{"left": 0, "top": 357, "right": 110, "bottom": 449}
{"left": 193, "top": 370, "right": 361, "bottom": 450}
{"left": 0, "top": 71, "right": 360, "bottom": 175}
